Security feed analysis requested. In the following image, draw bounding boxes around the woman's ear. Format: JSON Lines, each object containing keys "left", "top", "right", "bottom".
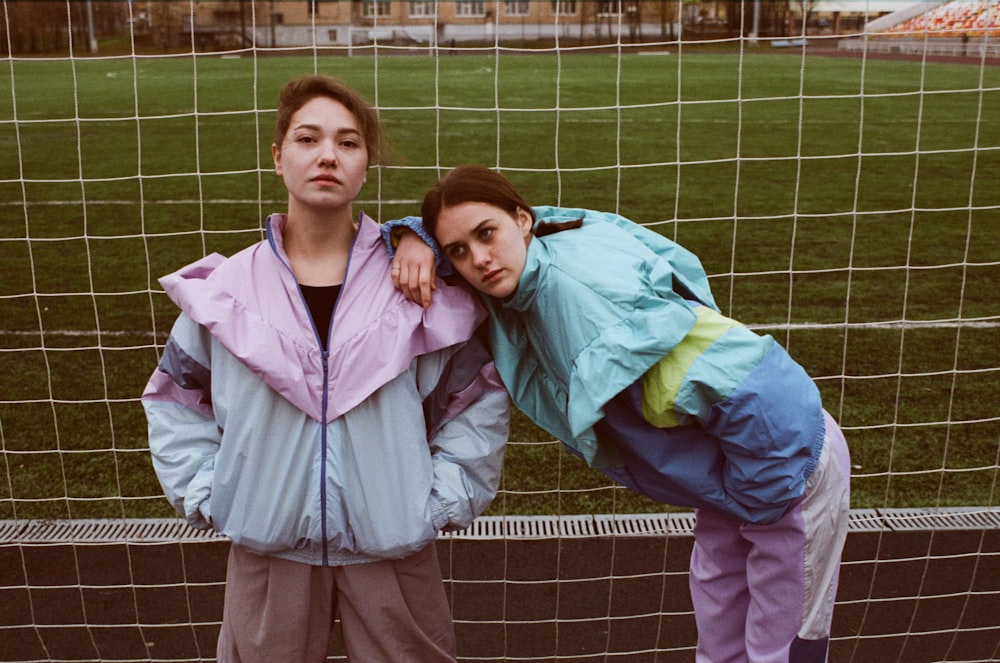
{"left": 271, "top": 143, "right": 282, "bottom": 175}
{"left": 516, "top": 207, "right": 533, "bottom": 237}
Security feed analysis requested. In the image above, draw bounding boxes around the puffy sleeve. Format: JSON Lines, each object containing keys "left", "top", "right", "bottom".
{"left": 416, "top": 329, "right": 510, "bottom": 531}
{"left": 642, "top": 306, "right": 826, "bottom": 521}
{"left": 141, "top": 313, "right": 220, "bottom": 530}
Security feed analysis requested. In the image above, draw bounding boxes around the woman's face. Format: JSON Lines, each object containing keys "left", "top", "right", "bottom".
{"left": 435, "top": 201, "right": 533, "bottom": 299}
{"left": 271, "top": 96, "right": 368, "bottom": 218}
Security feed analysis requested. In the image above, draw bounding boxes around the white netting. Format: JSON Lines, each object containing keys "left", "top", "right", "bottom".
{"left": 1, "top": 1, "right": 998, "bottom": 661}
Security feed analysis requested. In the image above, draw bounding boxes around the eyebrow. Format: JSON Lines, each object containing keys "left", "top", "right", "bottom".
{"left": 290, "top": 124, "right": 362, "bottom": 138}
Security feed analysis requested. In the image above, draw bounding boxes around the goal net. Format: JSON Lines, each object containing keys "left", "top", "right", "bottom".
{"left": 1, "top": 1, "right": 998, "bottom": 661}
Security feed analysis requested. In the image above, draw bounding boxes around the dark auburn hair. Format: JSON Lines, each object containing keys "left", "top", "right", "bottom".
{"left": 421, "top": 165, "right": 534, "bottom": 238}
{"left": 272, "top": 74, "right": 387, "bottom": 168}
{"left": 421, "top": 165, "right": 583, "bottom": 239}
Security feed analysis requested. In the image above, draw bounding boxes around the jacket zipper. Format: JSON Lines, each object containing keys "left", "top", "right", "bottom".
{"left": 320, "top": 225, "right": 359, "bottom": 565}
{"left": 319, "top": 351, "right": 330, "bottom": 565}
{"left": 267, "top": 215, "right": 360, "bottom": 567}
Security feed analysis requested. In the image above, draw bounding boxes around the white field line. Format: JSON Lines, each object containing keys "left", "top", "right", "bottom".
{"left": 2, "top": 320, "right": 998, "bottom": 340}
{"left": 749, "top": 320, "right": 1000, "bottom": 330}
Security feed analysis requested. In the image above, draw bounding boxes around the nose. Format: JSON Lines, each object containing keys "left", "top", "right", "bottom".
{"left": 469, "top": 243, "right": 490, "bottom": 268}
{"left": 317, "top": 139, "right": 338, "bottom": 165}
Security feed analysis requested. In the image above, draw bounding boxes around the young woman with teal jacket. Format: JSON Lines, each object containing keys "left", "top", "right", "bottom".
{"left": 387, "top": 164, "right": 851, "bottom": 663}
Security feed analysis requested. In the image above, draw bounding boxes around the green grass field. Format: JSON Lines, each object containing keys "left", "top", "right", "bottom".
{"left": 1, "top": 51, "right": 998, "bottom": 520}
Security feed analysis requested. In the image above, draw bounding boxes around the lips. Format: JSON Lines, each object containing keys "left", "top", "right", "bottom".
{"left": 482, "top": 269, "right": 503, "bottom": 285}
{"left": 312, "top": 174, "right": 341, "bottom": 186}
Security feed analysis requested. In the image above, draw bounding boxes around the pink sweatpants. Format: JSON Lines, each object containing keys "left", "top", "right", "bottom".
{"left": 216, "top": 542, "right": 457, "bottom": 663}
{"left": 689, "top": 411, "right": 852, "bottom": 663}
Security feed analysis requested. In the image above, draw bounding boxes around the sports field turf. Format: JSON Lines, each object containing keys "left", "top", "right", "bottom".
{"left": 1, "top": 52, "right": 997, "bottom": 520}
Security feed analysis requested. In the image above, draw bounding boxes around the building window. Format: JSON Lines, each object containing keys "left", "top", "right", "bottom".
{"left": 596, "top": 1, "right": 623, "bottom": 16}
{"left": 214, "top": 10, "right": 239, "bottom": 30}
{"left": 362, "top": 1, "right": 391, "bottom": 19}
{"left": 551, "top": 1, "right": 577, "bottom": 16}
{"left": 456, "top": 1, "right": 486, "bottom": 18}
{"left": 409, "top": 1, "right": 436, "bottom": 18}
{"left": 504, "top": 1, "right": 530, "bottom": 17}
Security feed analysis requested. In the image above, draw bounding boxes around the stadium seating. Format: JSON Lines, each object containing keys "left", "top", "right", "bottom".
{"left": 885, "top": 0, "right": 1000, "bottom": 37}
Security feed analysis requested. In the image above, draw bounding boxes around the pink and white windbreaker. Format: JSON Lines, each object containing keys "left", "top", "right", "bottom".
{"left": 142, "top": 213, "right": 509, "bottom": 566}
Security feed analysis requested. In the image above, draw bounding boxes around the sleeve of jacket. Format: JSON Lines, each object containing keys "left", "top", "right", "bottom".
{"left": 417, "top": 329, "right": 510, "bottom": 532}
{"left": 644, "top": 307, "right": 825, "bottom": 519}
{"left": 484, "top": 307, "right": 613, "bottom": 466}
{"left": 698, "top": 334, "right": 825, "bottom": 518}
{"left": 141, "top": 313, "right": 220, "bottom": 530}
{"left": 380, "top": 215, "right": 453, "bottom": 276}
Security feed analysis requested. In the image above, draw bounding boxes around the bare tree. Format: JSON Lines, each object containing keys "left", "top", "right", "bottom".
{"left": 149, "top": 1, "right": 182, "bottom": 53}
{"left": 792, "top": 0, "right": 818, "bottom": 35}
{"left": 4, "top": 3, "right": 70, "bottom": 54}
{"left": 626, "top": 1, "right": 641, "bottom": 42}
{"left": 654, "top": 0, "right": 681, "bottom": 41}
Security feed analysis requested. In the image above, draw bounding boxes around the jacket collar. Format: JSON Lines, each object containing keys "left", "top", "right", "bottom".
{"left": 501, "top": 236, "right": 544, "bottom": 313}
{"left": 161, "top": 211, "right": 484, "bottom": 423}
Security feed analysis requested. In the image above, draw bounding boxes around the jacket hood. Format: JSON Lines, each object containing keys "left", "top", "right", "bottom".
{"left": 159, "top": 213, "right": 486, "bottom": 422}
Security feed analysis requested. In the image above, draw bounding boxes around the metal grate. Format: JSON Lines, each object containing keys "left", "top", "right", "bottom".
{"left": 847, "top": 509, "right": 886, "bottom": 531}
{"left": 0, "top": 519, "right": 23, "bottom": 541}
{"left": 6, "top": 518, "right": 225, "bottom": 544}
{"left": 880, "top": 506, "right": 1000, "bottom": 531}
{"left": 2, "top": 507, "right": 997, "bottom": 544}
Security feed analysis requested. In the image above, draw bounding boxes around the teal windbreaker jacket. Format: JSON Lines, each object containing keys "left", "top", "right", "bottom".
{"left": 481, "top": 207, "right": 826, "bottom": 524}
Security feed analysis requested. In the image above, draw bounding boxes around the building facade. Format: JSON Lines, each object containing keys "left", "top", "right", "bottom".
{"left": 171, "top": 1, "right": 684, "bottom": 48}
{"left": 143, "top": 1, "right": 918, "bottom": 51}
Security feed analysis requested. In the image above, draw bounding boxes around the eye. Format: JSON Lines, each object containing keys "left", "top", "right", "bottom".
{"left": 478, "top": 227, "right": 494, "bottom": 242}
{"left": 337, "top": 132, "right": 364, "bottom": 150}
{"left": 446, "top": 245, "right": 467, "bottom": 260}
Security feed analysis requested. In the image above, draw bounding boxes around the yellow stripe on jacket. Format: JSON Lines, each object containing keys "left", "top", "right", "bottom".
{"left": 641, "top": 306, "right": 744, "bottom": 428}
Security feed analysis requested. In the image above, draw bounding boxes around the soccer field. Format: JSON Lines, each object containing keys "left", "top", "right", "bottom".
{"left": 1, "top": 52, "right": 998, "bottom": 520}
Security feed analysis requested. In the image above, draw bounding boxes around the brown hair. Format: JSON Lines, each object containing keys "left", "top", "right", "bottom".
{"left": 421, "top": 165, "right": 536, "bottom": 238}
{"left": 272, "top": 74, "right": 387, "bottom": 168}
{"left": 422, "top": 165, "right": 583, "bottom": 240}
